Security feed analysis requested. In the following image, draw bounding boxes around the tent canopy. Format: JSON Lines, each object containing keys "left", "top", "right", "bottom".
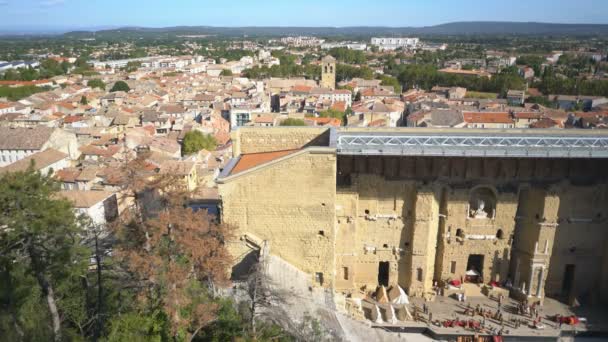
{"left": 466, "top": 269, "right": 480, "bottom": 276}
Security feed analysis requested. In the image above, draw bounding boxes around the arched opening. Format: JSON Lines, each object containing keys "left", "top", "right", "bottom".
{"left": 469, "top": 187, "right": 497, "bottom": 219}
{"left": 456, "top": 228, "right": 464, "bottom": 238}
{"left": 496, "top": 229, "right": 504, "bottom": 239}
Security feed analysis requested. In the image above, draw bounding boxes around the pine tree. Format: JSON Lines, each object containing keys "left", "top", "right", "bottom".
{"left": 0, "top": 169, "right": 88, "bottom": 342}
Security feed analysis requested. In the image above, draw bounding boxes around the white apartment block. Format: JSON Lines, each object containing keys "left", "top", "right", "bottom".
{"left": 321, "top": 42, "right": 368, "bottom": 51}
{"left": 280, "top": 36, "right": 325, "bottom": 47}
{"left": 371, "top": 37, "right": 419, "bottom": 50}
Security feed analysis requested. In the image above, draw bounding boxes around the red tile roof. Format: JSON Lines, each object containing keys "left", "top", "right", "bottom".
{"left": 369, "top": 118, "right": 388, "bottom": 127}
{"left": 530, "top": 117, "right": 561, "bottom": 128}
{"left": 331, "top": 101, "right": 347, "bottom": 112}
{"left": 231, "top": 149, "right": 299, "bottom": 175}
{"left": 55, "top": 168, "right": 80, "bottom": 182}
{"left": 292, "top": 85, "right": 312, "bottom": 92}
{"left": 63, "top": 115, "right": 86, "bottom": 124}
{"left": 463, "top": 112, "right": 513, "bottom": 124}
{"left": 0, "top": 102, "right": 15, "bottom": 109}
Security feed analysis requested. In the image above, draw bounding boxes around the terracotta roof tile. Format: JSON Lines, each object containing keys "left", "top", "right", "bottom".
{"left": 463, "top": 112, "right": 514, "bottom": 124}
{"left": 231, "top": 149, "right": 299, "bottom": 175}
{"left": 331, "top": 101, "right": 347, "bottom": 112}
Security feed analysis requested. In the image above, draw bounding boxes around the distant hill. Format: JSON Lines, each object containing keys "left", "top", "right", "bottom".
{"left": 412, "top": 21, "right": 608, "bottom": 35}
{"left": 55, "top": 21, "right": 608, "bottom": 39}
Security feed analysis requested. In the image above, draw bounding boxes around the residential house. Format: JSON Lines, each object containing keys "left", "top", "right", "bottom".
{"left": 159, "top": 160, "right": 198, "bottom": 192}
{"left": 59, "top": 190, "right": 119, "bottom": 225}
{"left": 0, "top": 127, "right": 78, "bottom": 167}
{"left": 463, "top": 112, "right": 514, "bottom": 128}
{"left": 252, "top": 114, "right": 276, "bottom": 127}
{"left": 0, "top": 102, "right": 16, "bottom": 115}
{"left": 100, "top": 92, "right": 127, "bottom": 106}
{"left": 0, "top": 148, "right": 69, "bottom": 176}
{"left": 513, "top": 112, "right": 544, "bottom": 128}
{"left": 518, "top": 66, "right": 535, "bottom": 80}
{"left": 507, "top": 90, "right": 526, "bottom": 106}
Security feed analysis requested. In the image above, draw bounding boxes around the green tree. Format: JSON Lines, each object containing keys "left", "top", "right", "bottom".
{"left": 220, "top": 69, "right": 233, "bottom": 76}
{"left": 110, "top": 81, "right": 130, "bottom": 93}
{"left": 129, "top": 48, "right": 147, "bottom": 58}
{"left": 0, "top": 85, "right": 49, "bottom": 101}
{"left": 80, "top": 96, "right": 88, "bottom": 105}
{"left": 328, "top": 47, "right": 366, "bottom": 64}
{"left": 39, "top": 59, "right": 66, "bottom": 78}
{"left": 124, "top": 61, "right": 141, "bottom": 73}
{"left": 318, "top": 108, "right": 346, "bottom": 121}
{"left": 336, "top": 64, "right": 374, "bottom": 82}
{"left": 18, "top": 67, "right": 40, "bottom": 81}
{"left": 74, "top": 57, "right": 89, "bottom": 69}
{"left": 88, "top": 78, "right": 106, "bottom": 90}
{"left": 182, "top": 130, "right": 217, "bottom": 155}
{"left": 2, "top": 68, "right": 20, "bottom": 80}
{"left": 60, "top": 61, "right": 71, "bottom": 74}
{"left": 0, "top": 169, "right": 88, "bottom": 342}
{"left": 378, "top": 75, "right": 403, "bottom": 93}
{"left": 280, "top": 118, "right": 307, "bottom": 126}
{"left": 105, "top": 310, "right": 170, "bottom": 342}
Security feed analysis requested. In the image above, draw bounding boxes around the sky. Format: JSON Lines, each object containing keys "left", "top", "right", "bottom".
{"left": 0, "top": 0, "right": 607, "bottom": 31}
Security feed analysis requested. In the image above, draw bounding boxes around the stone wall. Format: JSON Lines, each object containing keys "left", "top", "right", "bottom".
{"left": 435, "top": 186, "right": 517, "bottom": 287}
{"left": 601, "top": 239, "right": 608, "bottom": 303}
{"left": 231, "top": 127, "right": 330, "bottom": 155}
{"left": 334, "top": 174, "right": 416, "bottom": 293}
{"left": 219, "top": 149, "right": 337, "bottom": 286}
{"left": 219, "top": 130, "right": 608, "bottom": 303}
{"left": 336, "top": 155, "right": 608, "bottom": 302}
{"left": 544, "top": 184, "right": 608, "bottom": 303}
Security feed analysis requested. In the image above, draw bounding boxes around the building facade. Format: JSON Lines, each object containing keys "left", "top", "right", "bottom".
{"left": 218, "top": 127, "right": 608, "bottom": 307}
{"left": 371, "top": 37, "right": 420, "bottom": 50}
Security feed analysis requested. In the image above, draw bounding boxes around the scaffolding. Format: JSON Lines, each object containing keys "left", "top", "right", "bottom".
{"left": 336, "top": 132, "right": 608, "bottom": 158}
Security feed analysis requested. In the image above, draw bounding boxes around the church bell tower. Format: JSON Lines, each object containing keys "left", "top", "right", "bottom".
{"left": 320, "top": 55, "right": 336, "bottom": 89}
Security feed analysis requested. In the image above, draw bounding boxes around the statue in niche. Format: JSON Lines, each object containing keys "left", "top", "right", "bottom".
{"left": 473, "top": 199, "right": 488, "bottom": 219}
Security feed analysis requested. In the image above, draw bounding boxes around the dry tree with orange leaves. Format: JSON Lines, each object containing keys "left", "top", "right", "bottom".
{"left": 112, "top": 152, "right": 234, "bottom": 340}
